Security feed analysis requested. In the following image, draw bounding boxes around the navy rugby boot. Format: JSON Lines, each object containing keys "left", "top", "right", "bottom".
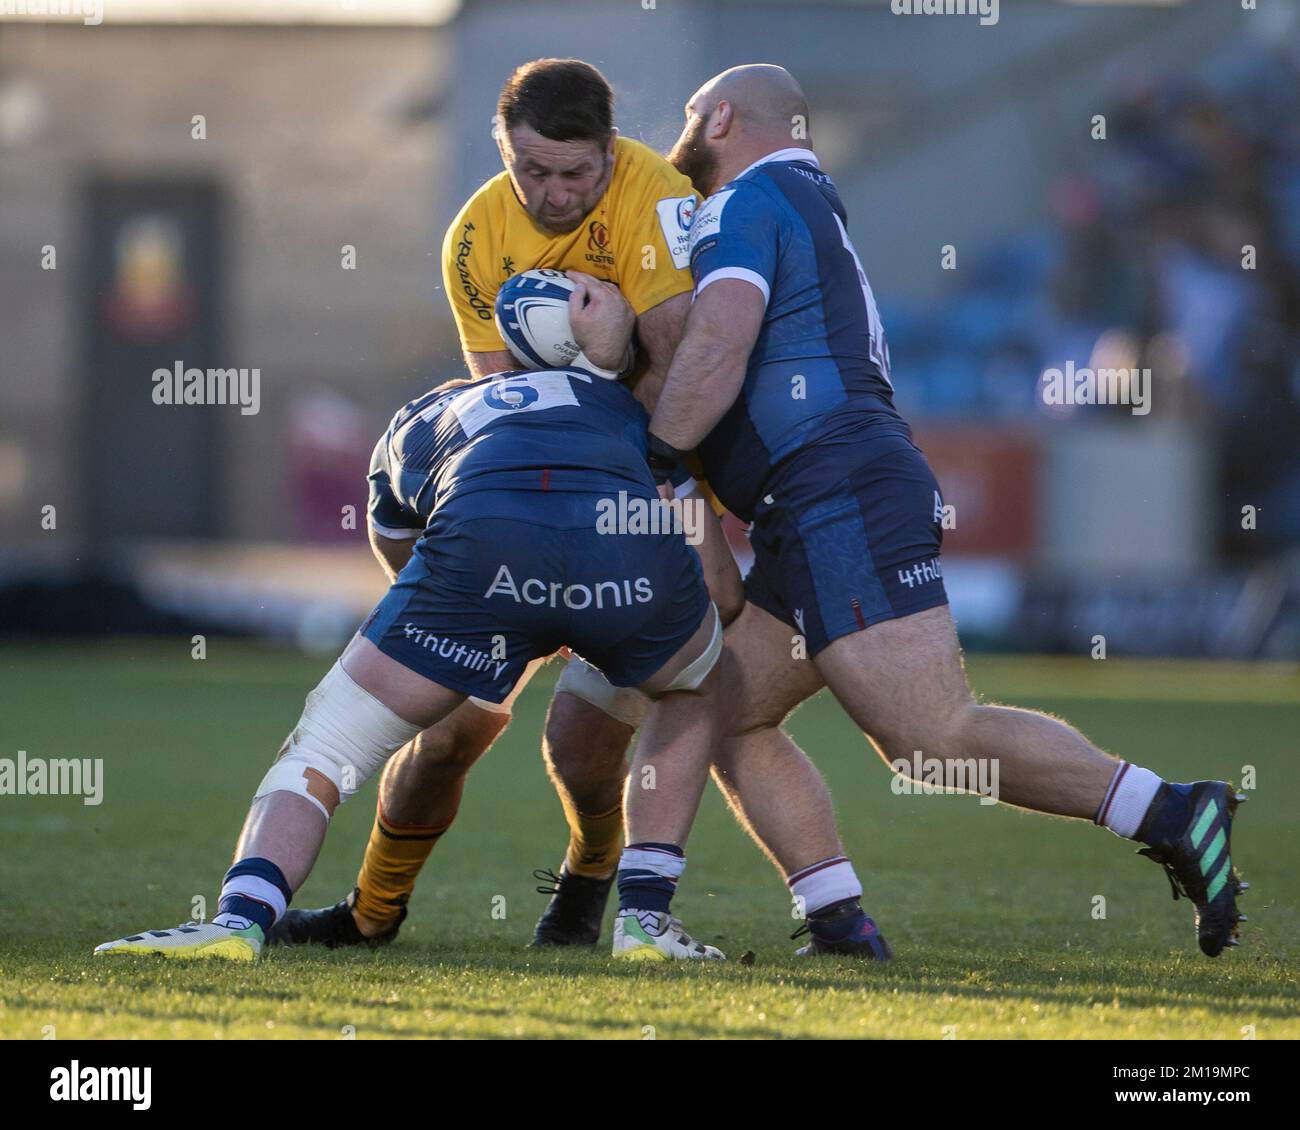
{"left": 1137, "top": 781, "right": 1249, "bottom": 957}
{"left": 792, "top": 898, "right": 892, "bottom": 960}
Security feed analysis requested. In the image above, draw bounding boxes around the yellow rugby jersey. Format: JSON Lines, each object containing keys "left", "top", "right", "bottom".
{"left": 441, "top": 136, "right": 698, "bottom": 354}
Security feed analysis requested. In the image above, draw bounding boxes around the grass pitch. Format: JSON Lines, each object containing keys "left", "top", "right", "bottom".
{"left": 1, "top": 643, "right": 1296, "bottom": 1040}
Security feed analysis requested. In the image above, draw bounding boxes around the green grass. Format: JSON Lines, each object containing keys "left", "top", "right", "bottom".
{"left": 1, "top": 642, "right": 1296, "bottom": 1039}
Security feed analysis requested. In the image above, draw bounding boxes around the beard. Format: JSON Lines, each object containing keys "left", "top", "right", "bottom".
{"left": 668, "top": 116, "right": 719, "bottom": 196}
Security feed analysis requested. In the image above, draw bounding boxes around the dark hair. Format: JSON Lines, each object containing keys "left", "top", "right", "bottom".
{"left": 497, "top": 59, "right": 614, "bottom": 146}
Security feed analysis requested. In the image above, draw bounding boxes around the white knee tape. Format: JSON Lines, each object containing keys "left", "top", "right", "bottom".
{"left": 556, "top": 654, "right": 649, "bottom": 728}
{"left": 662, "top": 603, "right": 722, "bottom": 692}
{"left": 255, "top": 661, "right": 422, "bottom": 820}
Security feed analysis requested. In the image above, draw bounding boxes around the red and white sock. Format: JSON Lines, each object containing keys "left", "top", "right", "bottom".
{"left": 1095, "top": 761, "right": 1163, "bottom": 839}
{"left": 788, "top": 856, "right": 862, "bottom": 916}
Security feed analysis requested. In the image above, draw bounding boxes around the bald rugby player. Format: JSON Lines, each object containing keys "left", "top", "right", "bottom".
{"left": 648, "top": 64, "right": 1248, "bottom": 959}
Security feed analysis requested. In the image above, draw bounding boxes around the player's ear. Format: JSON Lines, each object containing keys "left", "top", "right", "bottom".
{"left": 605, "top": 128, "right": 618, "bottom": 162}
{"left": 713, "top": 100, "right": 734, "bottom": 138}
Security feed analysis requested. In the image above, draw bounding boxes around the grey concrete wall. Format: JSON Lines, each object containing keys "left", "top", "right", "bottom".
{"left": 0, "top": 23, "right": 447, "bottom": 550}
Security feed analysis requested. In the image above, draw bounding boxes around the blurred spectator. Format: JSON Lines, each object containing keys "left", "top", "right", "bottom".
{"left": 895, "top": 39, "right": 1300, "bottom": 557}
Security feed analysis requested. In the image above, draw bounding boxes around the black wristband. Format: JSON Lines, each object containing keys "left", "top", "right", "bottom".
{"left": 645, "top": 432, "right": 686, "bottom": 485}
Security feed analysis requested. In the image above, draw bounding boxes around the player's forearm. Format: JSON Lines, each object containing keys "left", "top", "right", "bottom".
{"left": 369, "top": 528, "right": 415, "bottom": 583}
{"left": 628, "top": 338, "right": 675, "bottom": 416}
{"left": 629, "top": 292, "right": 691, "bottom": 413}
{"left": 690, "top": 499, "right": 744, "bottom": 626}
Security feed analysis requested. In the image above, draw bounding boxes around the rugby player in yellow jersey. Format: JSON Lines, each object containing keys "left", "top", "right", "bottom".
{"left": 445, "top": 95, "right": 697, "bottom": 407}
{"left": 273, "top": 59, "right": 869, "bottom": 953}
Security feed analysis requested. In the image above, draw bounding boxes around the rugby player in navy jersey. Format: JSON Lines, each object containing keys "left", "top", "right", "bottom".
{"left": 274, "top": 60, "right": 873, "bottom": 955}
{"left": 94, "top": 277, "right": 731, "bottom": 962}
{"left": 649, "top": 64, "right": 1248, "bottom": 958}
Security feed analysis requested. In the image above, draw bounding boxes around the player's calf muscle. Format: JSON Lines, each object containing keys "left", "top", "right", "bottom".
{"left": 859, "top": 692, "right": 979, "bottom": 768}
{"left": 379, "top": 709, "right": 507, "bottom": 824}
{"left": 821, "top": 607, "right": 1117, "bottom": 813}
{"left": 626, "top": 669, "right": 720, "bottom": 846}
{"left": 543, "top": 693, "right": 632, "bottom": 809}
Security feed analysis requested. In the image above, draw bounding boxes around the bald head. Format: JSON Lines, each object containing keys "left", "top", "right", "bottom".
{"left": 667, "top": 64, "right": 814, "bottom": 196}
{"left": 693, "top": 64, "right": 809, "bottom": 139}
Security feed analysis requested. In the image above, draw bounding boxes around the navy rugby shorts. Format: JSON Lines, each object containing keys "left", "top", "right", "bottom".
{"left": 362, "top": 489, "right": 710, "bottom": 702}
{"left": 743, "top": 427, "right": 948, "bottom": 656}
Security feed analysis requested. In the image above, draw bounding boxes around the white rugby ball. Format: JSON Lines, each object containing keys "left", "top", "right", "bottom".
{"left": 494, "top": 268, "right": 635, "bottom": 378}
{"left": 494, "top": 268, "right": 582, "bottom": 370}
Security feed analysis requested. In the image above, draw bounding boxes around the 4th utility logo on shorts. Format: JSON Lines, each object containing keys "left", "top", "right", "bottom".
{"left": 898, "top": 557, "right": 943, "bottom": 590}
{"left": 402, "top": 624, "right": 507, "bottom": 680}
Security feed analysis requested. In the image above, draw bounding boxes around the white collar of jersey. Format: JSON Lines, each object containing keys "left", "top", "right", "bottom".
{"left": 734, "top": 147, "right": 820, "bottom": 181}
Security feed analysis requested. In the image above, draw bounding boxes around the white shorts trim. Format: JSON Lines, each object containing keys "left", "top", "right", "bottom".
{"left": 368, "top": 520, "right": 423, "bottom": 541}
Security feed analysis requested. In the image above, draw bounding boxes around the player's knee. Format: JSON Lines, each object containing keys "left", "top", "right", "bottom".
{"left": 709, "top": 637, "right": 780, "bottom": 737}
{"left": 255, "top": 661, "right": 422, "bottom": 820}
{"left": 871, "top": 698, "right": 979, "bottom": 770}
{"left": 409, "top": 707, "right": 506, "bottom": 778}
{"left": 725, "top": 696, "right": 786, "bottom": 738}
{"left": 719, "top": 667, "right": 787, "bottom": 738}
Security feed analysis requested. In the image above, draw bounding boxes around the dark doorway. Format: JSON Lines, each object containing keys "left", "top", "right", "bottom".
{"left": 82, "top": 178, "right": 225, "bottom": 541}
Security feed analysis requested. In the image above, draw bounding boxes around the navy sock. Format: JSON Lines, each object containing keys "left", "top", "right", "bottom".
{"left": 216, "top": 894, "right": 275, "bottom": 936}
{"left": 216, "top": 857, "right": 293, "bottom": 936}
{"left": 617, "top": 842, "right": 682, "bottom": 914}
{"left": 1136, "top": 782, "right": 1195, "bottom": 847}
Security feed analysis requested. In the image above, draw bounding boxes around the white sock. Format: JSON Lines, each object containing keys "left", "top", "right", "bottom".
{"left": 213, "top": 875, "right": 288, "bottom": 928}
{"left": 1095, "top": 762, "right": 1164, "bottom": 839}
{"left": 618, "top": 845, "right": 686, "bottom": 883}
{"left": 788, "top": 856, "right": 863, "bottom": 917}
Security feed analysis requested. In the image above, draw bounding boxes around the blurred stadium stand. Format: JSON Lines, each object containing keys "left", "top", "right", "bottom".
{"left": 0, "top": 0, "right": 1296, "bottom": 658}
